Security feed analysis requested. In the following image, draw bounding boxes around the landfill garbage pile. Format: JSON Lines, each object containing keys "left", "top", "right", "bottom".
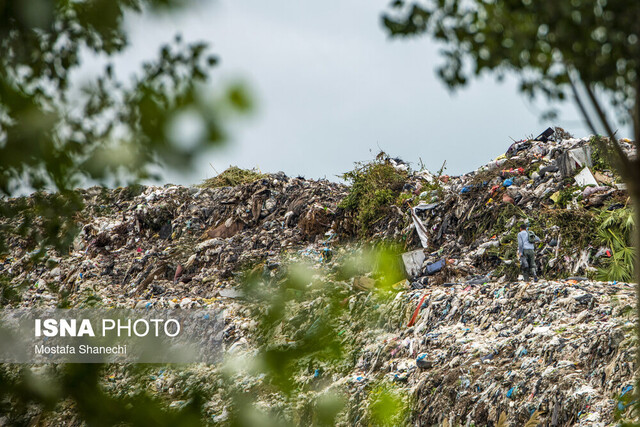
{"left": 1, "top": 174, "right": 348, "bottom": 309}
{"left": 0, "top": 131, "right": 638, "bottom": 426}
{"left": 341, "top": 279, "right": 636, "bottom": 426}
{"left": 365, "top": 133, "right": 636, "bottom": 285}
{"left": 1, "top": 133, "right": 635, "bottom": 306}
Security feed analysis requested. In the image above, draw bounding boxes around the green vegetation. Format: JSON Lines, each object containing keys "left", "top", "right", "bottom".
{"left": 211, "top": 245, "right": 406, "bottom": 425}
{"left": 0, "top": 364, "right": 206, "bottom": 427}
{"left": 554, "top": 187, "right": 579, "bottom": 209}
{"left": 0, "top": 191, "right": 83, "bottom": 257}
{"left": 590, "top": 136, "right": 613, "bottom": 172}
{"left": 482, "top": 204, "right": 637, "bottom": 282}
{"left": 0, "top": 246, "right": 408, "bottom": 425}
{"left": 395, "top": 191, "right": 414, "bottom": 207}
{"left": 340, "top": 153, "right": 408, "bottom": 235}
{"left": 0, "top": 0, "right": 251, "bottom": 257}
{"left": 368, "top": 380, "right": 412, "bottom": 426}
{"left": 468, "top": 201, "right": 628, "bottom": 281}
{"left": 200, "top": 166, "right": 267, "bottom": 188}
{"left": 544, "top": 210, "right": 599, "bottom": 253}
{"left": 0, "top": 275, "right": 24, "bottom": 306}
{"left": 596, "top": 207, "right": 636, "bottom": 282}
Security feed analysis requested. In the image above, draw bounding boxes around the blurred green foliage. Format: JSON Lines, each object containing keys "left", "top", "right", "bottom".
{"left": 368, "top": 380, "right": 412, "bottom": 427}
{"left": 218, "top": 244, "right": 409, "bottom": 425}
{"left": 0, "top": 0, "right": 251, "bottom": 256}
{"left": 0, "top": 274, "right": 25, "bottom": 306}
{"left": 0, "top": 363, "right": 207, "bottom": 426}
{"left": 0, "top": 245, "right": 410, "bottom": 425}
{"left": 382, "top": 0, "right": 640, "bottom": 126}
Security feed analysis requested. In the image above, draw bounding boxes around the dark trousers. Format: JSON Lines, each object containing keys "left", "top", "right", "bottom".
{"left": 520, "top": 249, "right": 537, "bottom": 280}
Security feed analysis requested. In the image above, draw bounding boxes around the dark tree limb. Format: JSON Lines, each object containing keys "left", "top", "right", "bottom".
{"left": 584, "top": 83, "right": 633, "bottom": 176}
{"left": 579, "top": 81, "right": 640, "bottom": 403}
{"left": 635, "top": 81, "right": 640, "bottom": 145}
{"left": 567, "top": 71, "right": 598, "bottom": 135}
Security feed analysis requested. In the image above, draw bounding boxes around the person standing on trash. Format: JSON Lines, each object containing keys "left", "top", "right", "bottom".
{"left": 517, "top": 223, "right": 541, "bottom": 282}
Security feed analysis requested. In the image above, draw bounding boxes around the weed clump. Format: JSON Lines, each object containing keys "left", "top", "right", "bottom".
{"left": 596, "top": 206, "right": 636, "bottom": 282}
{"left": 339, "top": 153, "right": 408, "bottom": 234}
{"left": 200, "top": 166, "right": 267, "bottom": 188}
{"left": 554, "top": 186, "right": 580, "bottom": 209}
{"left": 545, "top": 209, "right": 599, "bottom": 252}
{"left": 590, "top": 135, "right": 612, "bottom": 171}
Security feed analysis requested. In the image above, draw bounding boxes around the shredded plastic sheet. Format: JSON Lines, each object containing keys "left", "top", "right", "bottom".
{"left": 410, "top": 206, "right": 429, "bottom": 248}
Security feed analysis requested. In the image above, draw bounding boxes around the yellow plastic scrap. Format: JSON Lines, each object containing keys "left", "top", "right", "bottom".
{"left": 550, "top": 191, "right": 561, "bottom": 203}
{"left": 392, "top": 279, "right": 409, "bottom": 290}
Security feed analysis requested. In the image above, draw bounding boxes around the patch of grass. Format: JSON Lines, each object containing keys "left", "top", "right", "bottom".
{"left": 461, "top": 202, "right": 522, "bottom": 245}
{"left": 199, "top": 166, "right": 267, "bottom": 188}
{"left": 340, "top": 153, "right": 408, "bottom": 235}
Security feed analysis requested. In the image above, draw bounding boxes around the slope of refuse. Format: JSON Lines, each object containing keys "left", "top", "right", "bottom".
{"left": 2, "top": 175, "right": 347, "bottom": 309}
{"left": 359, "top": 133, "right": 635, "bottom": 286}
{"left": 342, "top": 279, "right": 636, "bottom": 426}
{"left": 0, "top": 131, "right": 637, "bottom": 426}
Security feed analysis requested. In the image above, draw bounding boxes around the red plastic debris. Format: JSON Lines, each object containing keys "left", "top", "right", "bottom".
{"left": 407, "top": 294, "right": 427, "bottom": 327}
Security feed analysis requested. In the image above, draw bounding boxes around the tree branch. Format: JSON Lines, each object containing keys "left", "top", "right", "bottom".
{"left": 583, "top": 82, "right": 633, "bottom": 180}
{"left": 635, "top": 80, "right": 640, "bottom": 145}
{"left": 567, "top": 71, "right": 598, "bottom": 136}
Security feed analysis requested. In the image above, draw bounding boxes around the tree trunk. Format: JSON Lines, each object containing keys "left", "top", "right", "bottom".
{"left": 635, "top": 85, "right": 640, "bottom": 398}
{"left": 633, "top": 186, "right": 640, "bottom": 398}
{"left": 574, "top": 77, "right": 640, "bottom": 410}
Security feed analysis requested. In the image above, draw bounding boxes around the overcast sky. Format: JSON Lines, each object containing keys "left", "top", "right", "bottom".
{"left": 82, "top": 0, "right": 615, "bottom": 184}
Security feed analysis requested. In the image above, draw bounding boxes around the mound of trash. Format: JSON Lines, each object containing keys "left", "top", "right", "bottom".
{"left": 0, "top": 129, "right": 637, "bottom": 426}
{"left": 345, "top": 279, "right": 635, "bottom": 426}
{"left": 1, "top": 174, "right": 348, "bottom": 308}
{"left": 359, "top": 131, "right": 636, "bottom": 286}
